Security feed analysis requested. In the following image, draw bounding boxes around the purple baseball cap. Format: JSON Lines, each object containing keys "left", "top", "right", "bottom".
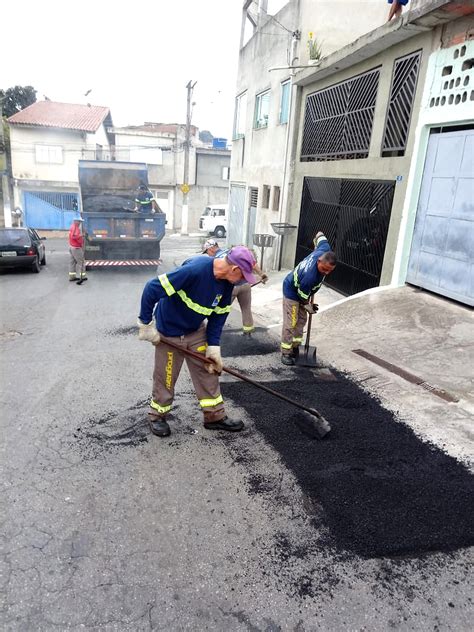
{"left": 226, "top": 246, "right": 258, "bottom": 285}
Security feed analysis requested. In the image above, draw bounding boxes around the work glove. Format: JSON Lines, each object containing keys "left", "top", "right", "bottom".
{"left": 137, "top": 318, "right": 161, "bottom": 344}
{"left": 304, "top": 303, "right": 319, "bottom": 315}
{"left": 205, "top": 345, "right": 223, "bottom": 374}
{"left": 260, "top": 273, "right": 269, "bottom": 284}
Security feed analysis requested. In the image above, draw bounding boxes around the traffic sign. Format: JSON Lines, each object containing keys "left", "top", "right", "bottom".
{"left": 180, "top": 184, "right": 190, "bottom": 194}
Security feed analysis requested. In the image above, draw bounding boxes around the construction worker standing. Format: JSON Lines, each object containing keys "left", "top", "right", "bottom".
{"left": 202, "top": 241, "right": 268, "bottom": 335}
{"left": 68, "top": 218, "right": 87, "bottom": 285}
{"left": 138, "top": 246, "right": 258, "bottom": 437}
{"left": 280, "top": 232, "right": 336, "bottom": 365}
{"left": 134, "top": 184, "right": 162, "bottom": 214}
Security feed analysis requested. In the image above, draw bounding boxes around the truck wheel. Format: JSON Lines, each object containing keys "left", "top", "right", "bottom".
{"left": 214, "top": 226, "right": 226, "bottom": 238}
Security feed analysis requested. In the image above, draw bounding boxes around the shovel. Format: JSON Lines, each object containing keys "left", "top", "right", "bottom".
{"left": 295, "top": 297, "right": 318, "bottom": 368}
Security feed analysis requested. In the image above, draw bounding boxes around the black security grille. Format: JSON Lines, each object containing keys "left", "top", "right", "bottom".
{"left": 301, "top": 68, "right": 380, "bottom": 162}
{"left": 296, "top": 177, "right": 395, "bottom": 296}
{"left": 382, "top": 50, "right": 422, "bottom": 156}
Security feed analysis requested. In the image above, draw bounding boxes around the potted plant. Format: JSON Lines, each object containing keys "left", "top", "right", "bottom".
{"left": 307, "top": 32, "right": 322, "bottom": 64}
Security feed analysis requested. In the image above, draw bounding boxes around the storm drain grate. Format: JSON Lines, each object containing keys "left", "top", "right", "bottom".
{"left": 352, "top": 349, "right": 459, "bottom": 403}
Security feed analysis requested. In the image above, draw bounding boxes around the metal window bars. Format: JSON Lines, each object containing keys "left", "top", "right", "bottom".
{"left": 382, "top": 50, "right": 422, "bottom": 157}
{"left": 301, "top": 68, "right": 380, "bottom": 162}
{"left": 296, "top": 177, "right": 395, "bottom": 296}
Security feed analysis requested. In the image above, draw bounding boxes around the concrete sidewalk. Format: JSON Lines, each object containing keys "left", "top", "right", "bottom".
{"left": 249, "top": 273, "right": 474, "bottom": 464}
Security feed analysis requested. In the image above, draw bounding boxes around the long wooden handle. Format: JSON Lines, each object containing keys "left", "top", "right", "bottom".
{"left": 163, "top": 338, "right": 325, "bottom": 421}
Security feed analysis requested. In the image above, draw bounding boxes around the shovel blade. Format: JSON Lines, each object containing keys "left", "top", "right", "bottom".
{"left": 294, "top": 346, "right": 317, "bottom": 367}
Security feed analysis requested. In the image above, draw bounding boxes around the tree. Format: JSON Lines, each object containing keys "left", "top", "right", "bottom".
{"left": 199, "top": 130, "right": 214, "bottom": 144}
{"left": 0, "top": 85, "right": 37, "bottom": 118}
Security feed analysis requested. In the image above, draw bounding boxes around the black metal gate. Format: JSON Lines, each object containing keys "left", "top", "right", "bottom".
{"left": 296, "top": 177, "right": 395, "bottom": 295}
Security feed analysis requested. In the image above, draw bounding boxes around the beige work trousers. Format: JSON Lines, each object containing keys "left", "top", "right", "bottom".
{"left": 232, "top": 283, "right": 254, "bottom": 333}
{"left": 281, "top": 297, "right": 307, "bottom": 355}
{"left": 69, "top": 247, "right": 86, "bottom": 279}
{"left": 150, "top": 323, "right": 225, "bottom": 423}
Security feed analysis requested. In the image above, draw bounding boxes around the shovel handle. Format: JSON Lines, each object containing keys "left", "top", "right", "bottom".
{"left": 161, "top": 338, "right": 326, "bottom": 421}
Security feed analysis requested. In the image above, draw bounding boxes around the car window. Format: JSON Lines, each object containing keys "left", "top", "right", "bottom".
{"left": 0, "top": 229, "right": 30, "bottom": 246}
{"left": 30, "top": 229, "right": 41, "bottom": 241}
{"left": 218, "top": 209, "right": 225, "bottom": 216}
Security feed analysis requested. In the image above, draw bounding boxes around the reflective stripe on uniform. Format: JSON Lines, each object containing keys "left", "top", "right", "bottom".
{"left": 69, "top": 272, "right": 76, "bottom": 277}
{"left": 199, "top": 394, "right": 224, "bottom": 408}
{"left": 292, "top": 336, "right": 303, "bottom": 343}
{"left": 214, "top": 305, "right": 231, "bottom": 314}
{"left": 243, "top": 325, "right": 254, "bottom": 332}
{"left": 150, "top": 399, "right": 172, "bottom": 414}
{"left": 293, "top": 267, "right": 310, "bottom": 301}
{"left": 158, "top": 273, "right": 176, "bottom": 297}
{"left": 196, "top": 344, "right": 207, "bottom": 352}
{"left": 291, "top": 304, "right": 298, "bottom": 328}
{"left": 177, "top": 290, "right": 213, "bottom": 316}
{"left": 281, "top": 342, "right": 293, "bottom": 350}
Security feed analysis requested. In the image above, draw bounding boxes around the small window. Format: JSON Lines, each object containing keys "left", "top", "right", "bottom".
{"left": 254, "top": 90, "right": 270, "bottom": 129}
{"left": 233, "top": 91, "right": 247, "bottom": 140}
{"left": 262, "top": 185, "right": 270, "bottom": 208}
{"left": 279, "top": 80, "right": 291, "bottom": 124}
{"left": 35, "top": 144, "right": 63, "bottom": 164}
{"left": 218, "top": 209, "right": 226, "bottom": 216}
{"left": 221, "top": 166, "right": 230, "bottom": 180}
{"left": 272, "top": 186, "right": 280, "bottom": 211}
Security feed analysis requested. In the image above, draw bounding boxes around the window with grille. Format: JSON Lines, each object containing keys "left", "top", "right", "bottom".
{"left": 279, "top": 80, "right": 291, "bottom": 124}
{"left": 254, "top": 90, "right": 270, "bottom": 129}
{"left": 249, "top": 188, "right": 258, "bottom": 207}
{"left": 381, "top": 50, "right": 422, "bottom": 157}
{"left": 301, "top": 67, "right": 380, "bottom": 162}
{"left": 233, "top": 91, "right": 247, "bottom": 140}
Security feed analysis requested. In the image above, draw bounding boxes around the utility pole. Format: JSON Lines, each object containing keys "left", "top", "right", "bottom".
{"left": 181, "top": 80, "right": 196, "bottom": 235}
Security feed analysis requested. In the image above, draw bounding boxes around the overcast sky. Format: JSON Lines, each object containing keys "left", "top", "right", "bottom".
{"left": 2, "top": 0, "right": 253, "bottom": 139}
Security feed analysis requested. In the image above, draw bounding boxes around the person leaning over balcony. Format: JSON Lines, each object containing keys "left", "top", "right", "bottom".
{"left": 280, "top": 232, "right": 336, "bottom": 366}
{"left": 68, "top": 217, "right": 87, "bottom": 285}
{"left": 137, "top": 246, "right": 258, "bottom": 437}
{"left": 387, "top": 0, "right": 409, "bottom": 21}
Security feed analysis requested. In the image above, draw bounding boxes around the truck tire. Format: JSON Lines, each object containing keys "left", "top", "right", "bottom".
{"left": 214, "top": 226, "right": 226, "bottom": 238}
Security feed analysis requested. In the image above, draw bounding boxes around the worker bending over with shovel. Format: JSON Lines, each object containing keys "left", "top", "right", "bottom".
{"left": 137, "top": 246, "right": 258, "bottom": 437}
{"left": 202, "top": 239, "right": 269, "bottom": 335}
{"left": 281, "top": 232, "right": 336, "bottom": 366}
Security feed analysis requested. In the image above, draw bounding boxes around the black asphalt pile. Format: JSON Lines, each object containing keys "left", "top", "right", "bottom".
{"left": 220, "top": 327, "right": 275, "bottom": 357}
{"left": 220, "top": 360, "right": 474, "bottom": 558}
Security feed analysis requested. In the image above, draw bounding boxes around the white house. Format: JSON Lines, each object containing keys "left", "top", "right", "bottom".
{"left": 8, "top": 100, "right": 113, "bottom": 229}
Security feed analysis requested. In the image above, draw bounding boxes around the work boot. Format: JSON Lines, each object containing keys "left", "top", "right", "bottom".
{"left": 148, "top": 415, "right": 171, "bottom": 437}
{"left": 281, "top": 354, "right": 295, "bottom": 366}
{"left": 204, "top": 416, "right": 244, "bottom": 432}
{"left": 291, "top": 347, "right": 300, "bottom": 358}
{"left": 76, "top": 277, "right": 88, "bottom": 285}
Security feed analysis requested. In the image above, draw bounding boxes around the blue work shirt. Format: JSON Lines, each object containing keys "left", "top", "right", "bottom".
{"left": 282, "top": 235, "right": 331, "bottom": 301}
{"left": 135, "top": 191, "right": 154, "bottom": 212}
{"left": 139, "top": 255, "right": 233, "bottom": 345}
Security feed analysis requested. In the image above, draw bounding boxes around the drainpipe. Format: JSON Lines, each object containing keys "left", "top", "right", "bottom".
{"left": 274, "top": 30, "right": 300, "bottom": 270}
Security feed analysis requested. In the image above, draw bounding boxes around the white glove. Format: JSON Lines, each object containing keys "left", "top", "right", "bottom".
{"left": 205, "top": 345, "right": 222, "bottom": 374}
{"left": 137, "top": 318, "right": 161, "bottom": 344}
{"left": 304, "top": 303, "right": 319, "bottom": 315}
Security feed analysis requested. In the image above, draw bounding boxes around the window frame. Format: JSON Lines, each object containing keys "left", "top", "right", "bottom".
{"left": 254, "top": 89, "right": 271, "bottom": 130}
{"left": 35, "top": 144, "right": 64, "bottom": 164}
{"left": 233, "top": 91, "right": 248, "bottom": 140}
{"left": 279, "top": 79, "right": 291, "bottom": 124}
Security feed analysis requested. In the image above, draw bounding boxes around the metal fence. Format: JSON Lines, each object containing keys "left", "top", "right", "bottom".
{"left": 296, "top": 177, "right": 395, "bottom": 295}
{"left": 382, "top": 50, "right": 422, "bottom": 156}
{"left": 301, "top": 67, "right": 380, "bottom": 162}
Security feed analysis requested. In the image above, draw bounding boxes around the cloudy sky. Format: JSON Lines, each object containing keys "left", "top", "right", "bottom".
{"left": 2, "top": 0, "right": 258, "bottom": 138}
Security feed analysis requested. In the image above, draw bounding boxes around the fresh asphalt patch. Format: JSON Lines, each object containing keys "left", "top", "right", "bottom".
{"left": 219, "top": 333, "right": 474, "bottom": 559}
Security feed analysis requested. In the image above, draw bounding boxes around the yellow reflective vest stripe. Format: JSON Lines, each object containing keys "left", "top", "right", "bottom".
{"left": 199, "top": 394, "right": 224, "bottom": 408}
{"left": 150, "top": 399, "right": 172, "bottom": 414}
{"left": 158, "top": 273, "right": 176, "bottom": 297}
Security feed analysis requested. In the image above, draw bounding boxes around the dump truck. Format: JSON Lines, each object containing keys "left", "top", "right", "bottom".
{"left": 78, "top": 160, "right": 166, "bottom": 267}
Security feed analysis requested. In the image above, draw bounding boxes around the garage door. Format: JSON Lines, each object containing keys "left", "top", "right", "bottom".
{"left": 407, "top": 128, "right": 473, "bottom": 306}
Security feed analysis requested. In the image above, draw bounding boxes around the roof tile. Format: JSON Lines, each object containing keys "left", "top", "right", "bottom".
{"left": 8, "top": 101, "right": 110, "bottom": 132}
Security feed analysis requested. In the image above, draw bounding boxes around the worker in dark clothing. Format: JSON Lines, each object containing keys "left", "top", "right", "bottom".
{"left": 138, "top": 246, "right": 258, "bottom": 437}
{"left": 134, "top": 185, "right": 162, "bottom": 214}
{"left": 280, "top": 232, "right": 336, "bottom": 366}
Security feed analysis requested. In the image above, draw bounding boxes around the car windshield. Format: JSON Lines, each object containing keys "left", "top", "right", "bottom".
{"left": 202, "top": 207, "right": 212, "bottom": 216}
{"left": 0, "top": 229, "right": 30, "bottom": 246}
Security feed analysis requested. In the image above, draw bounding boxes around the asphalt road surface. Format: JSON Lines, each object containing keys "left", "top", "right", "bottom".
{"left": 1, "top": 234, "right": 473, "bottom": 631}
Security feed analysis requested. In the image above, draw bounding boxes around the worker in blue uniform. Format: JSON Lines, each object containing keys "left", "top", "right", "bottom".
{"left": 137, "top": 246, "right": 258, "bottom": 437}
{"left": 281, "top": 232, "right": 336, "bottom": 366}
{"left": 134, "top": 184, "right": 162, "bottom": 214}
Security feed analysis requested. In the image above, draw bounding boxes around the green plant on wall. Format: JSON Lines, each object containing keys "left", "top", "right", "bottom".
{"left": 307, "top": 32, "right": 322, "bottom": 61}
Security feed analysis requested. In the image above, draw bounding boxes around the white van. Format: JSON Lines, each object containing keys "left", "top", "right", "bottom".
{"left": 199, "top": 204, "right": 228, "bottom": 238}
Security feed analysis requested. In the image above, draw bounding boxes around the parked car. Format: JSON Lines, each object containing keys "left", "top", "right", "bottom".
{"left": 199, "top": 204, "right": 228, "bottom": 238}
{"left": 0, "top": 227, "right": 46, "bottom": 273}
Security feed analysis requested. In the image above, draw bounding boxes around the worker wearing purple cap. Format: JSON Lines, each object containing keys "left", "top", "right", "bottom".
{"left": 137, "top": 246, "right": 257, "bottom": 437}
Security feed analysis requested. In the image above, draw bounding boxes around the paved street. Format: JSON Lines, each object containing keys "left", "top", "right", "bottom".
{"left": 1, "top": 234, "right": 473, "bottom": 631}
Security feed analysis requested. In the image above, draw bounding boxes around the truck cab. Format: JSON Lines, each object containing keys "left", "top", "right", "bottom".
{"left": 199, "top": 204, "right": 228, "bottom": 239}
